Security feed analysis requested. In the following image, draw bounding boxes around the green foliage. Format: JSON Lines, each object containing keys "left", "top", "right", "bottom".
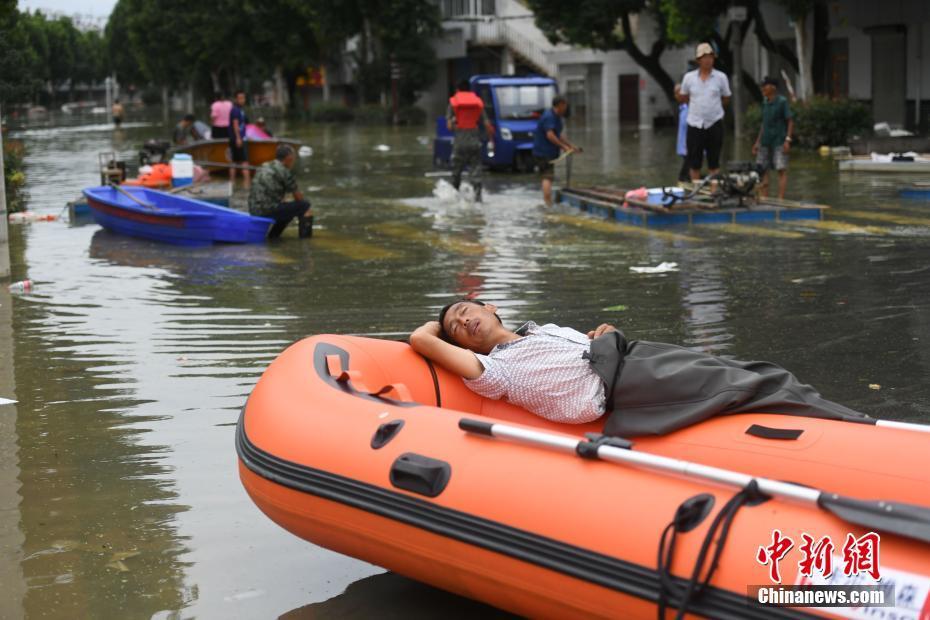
{"left": 3, "top": 139, "right": 28, "bottom": 213}
{"left": 773, "top": 0, "right": 815, "bottom": 20}
{"left": 528, "top": 0, "right": 643, "bottom": 50}
{"left": 794, "top": 96, "right": 871, "bottom": 146}
{"left": 661, "top": 0, "right": 729, "bottom": 44}
{"left": 353, "top": 105, "right": 390, "bottom": 125}
{"left": 1, "top": 8, "right": 108, "bottom": 106}
{"left": 310, "top": 102, "right": 355, "bottom": 123}
{"left": 101, "top": 0, "right": 439, "bottom": 112}
{"left": 396, "top": 105, "right": 427, "bottom": 126}
{"left": 744, "top": 102, "right": 762, "bottom": 139}
{"left": 744, "top": 97, "right": 871, "bottom": 147}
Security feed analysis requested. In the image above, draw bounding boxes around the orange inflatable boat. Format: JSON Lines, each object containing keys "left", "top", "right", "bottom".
{"left": 237, "top": 335, "right": 930, "bottom": 619}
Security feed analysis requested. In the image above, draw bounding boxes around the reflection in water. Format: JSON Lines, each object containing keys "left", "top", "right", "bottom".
{"left": 0, "top": 287, "right": 26, "bottom": 620}
{"left": 3, "top": 113, "right": 929, "bottom": 617}
{"left": 676, "top": 248, "right": 732, "bottom": 353}
{"left": 281, "top": 572, "right": 518, "bottom": 619}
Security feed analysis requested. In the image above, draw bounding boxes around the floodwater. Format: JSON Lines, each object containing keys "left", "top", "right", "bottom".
{"left": 1, "top": 112, "right": 929, "bottom": 619}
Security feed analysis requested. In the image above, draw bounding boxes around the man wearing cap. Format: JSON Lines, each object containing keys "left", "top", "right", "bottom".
{"left": 753, "top": 76, "right": 794, "bottom": 199}
{"left": 677, "top": 43, "right": 732, "bottom": 181}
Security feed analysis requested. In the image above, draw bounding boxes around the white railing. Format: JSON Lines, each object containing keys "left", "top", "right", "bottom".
{"left": 441, "top": 0, "right": 495, "bottom": 19}
{"left": 471, "top": 20, "right": 557, "bottom": 75}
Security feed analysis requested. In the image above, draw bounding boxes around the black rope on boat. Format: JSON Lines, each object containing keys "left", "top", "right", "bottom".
{"left": 421, "top": 355, "right": 442, "bottom": 408}
{"left": 657, "top": 480, "right": 767, "bottom": 620}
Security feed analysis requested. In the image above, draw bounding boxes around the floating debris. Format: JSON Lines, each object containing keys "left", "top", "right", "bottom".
{"left": 602, "top": 304, "right": 628, "bottom": 312}
{"left": 373, "top": 144, "right": 391, "bottom": 152}
{"left": 630, "top": 262, "right": 678, "bottom": 274}
{"left": 8, "top": 211, "right": 57, "bottom": 223}
{"left": 869, "top": 384, "right": 881, "bottom": 390}
{"left": 298, "top": 145, "right": 313, "bottom": 157}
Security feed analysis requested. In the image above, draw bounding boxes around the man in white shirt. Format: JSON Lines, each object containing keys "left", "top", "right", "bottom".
{"left": 409, "top": 299, "right": 867, "bottom": 436}
{"left": 678, "top": 43, "right": 732, "bottom": 181}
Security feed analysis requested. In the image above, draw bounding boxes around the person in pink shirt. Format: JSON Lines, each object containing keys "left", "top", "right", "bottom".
{"left": 210, "top": 93, "right": 232, "bottom": 140}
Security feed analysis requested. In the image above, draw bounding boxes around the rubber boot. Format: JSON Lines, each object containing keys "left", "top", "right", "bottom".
{"left": 298, "top": 215, "right": 314, "bottom": 239}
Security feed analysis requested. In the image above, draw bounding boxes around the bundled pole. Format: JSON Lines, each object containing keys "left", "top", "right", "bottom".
{"left": 0, "top": 104, "right": 11, "bottom": 280}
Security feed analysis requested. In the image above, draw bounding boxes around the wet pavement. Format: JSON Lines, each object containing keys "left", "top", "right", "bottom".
{"left": 1, "top": 113, "right": 928, "bottom": 618}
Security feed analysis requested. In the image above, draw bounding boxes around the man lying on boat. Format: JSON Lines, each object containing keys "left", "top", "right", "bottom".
{"left": 409, "top": 299, "right": 867, "bottom": 436}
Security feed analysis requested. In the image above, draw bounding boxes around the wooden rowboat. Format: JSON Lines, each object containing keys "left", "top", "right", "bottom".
{"left": 172, "top": 138, "right": 302, "bottom": 173}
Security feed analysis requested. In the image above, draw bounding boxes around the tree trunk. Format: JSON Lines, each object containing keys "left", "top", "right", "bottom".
{"left": 322, "top": 64, "right": 331, "bottom": 103}
{"left": 811, "top": 0, "right": 830, "bottom": 95}
{"left": 274, "top": 65, "right": 288, "bottom": 111}
{"left": 161, "top": 85, "right": 169, "bottom": 123}
{"left": 210, "top": 71, "right": 221, "bottom": 96}
{"left": 0, "top": 103, "right": 10, "bottom": 279}
{"left": 793, "top": 14, "right": 814, "bottom": 101}
{"left": 732, "top": 24, "right": 744, "bottom": 142}
{"left": 749, "top": 1, "right": 799, "bottom": 72}
{"left": 186, "top": 82, "right": 194, "bottom": 113}
{"left": 619, "top": 13, "right": 676, "bottom": 111}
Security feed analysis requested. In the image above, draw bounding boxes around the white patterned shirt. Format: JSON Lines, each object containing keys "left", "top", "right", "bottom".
{"left": 464, "top": 322, "right": 606, "bottom": 423}
{"left": 681, "top": 68, "right": 732, "bottom": 128}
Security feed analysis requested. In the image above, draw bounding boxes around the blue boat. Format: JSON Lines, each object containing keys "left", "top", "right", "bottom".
{"left": 70, "top": 183, "right": 233, "bottom": 221}
{"left": 557, "top": 186, "right": 827, "bottom": 227}
{"left": 899, "top": 183, "right": 930, "bottom": 200}
{"left": 82, "top": 186, "right": 273, "bottom": 246}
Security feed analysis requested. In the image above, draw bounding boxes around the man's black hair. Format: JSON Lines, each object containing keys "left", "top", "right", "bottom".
{"left": 235, "top": 89, "right": 246, "bottom": 97}
{"left": 275, "top": 144, "right": 294, "bottom": 160}
{"left": 183, "top": 113, "right": 195, "bottom": 122}
{"left": 762, "top": 76, "right": 779, "bottom": 87}
{"left": 437, "top": 299, "right": 502, "bottom": 343}
{"left": 457, "top": 79, "right": 471, "bottom": 92}
{"left": 552, "top": 95, "right": 567, "bottom": 108}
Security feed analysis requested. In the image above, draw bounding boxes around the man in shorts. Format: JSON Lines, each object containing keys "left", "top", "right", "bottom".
{"left": 752, "top": 76, "right": 794, "bottom": 199}
{"left": 532, "top": 96, "right": 581, "bottom": 207}
{"left": 678, "top": 43, "right": 731, "bottom": 180}
{"left": 229, "top": 90, "right": 251, "bottom": 188}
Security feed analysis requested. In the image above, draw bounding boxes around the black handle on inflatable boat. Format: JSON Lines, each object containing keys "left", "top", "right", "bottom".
{"left": 460, "top": 417, "right": 930, "bottom": 545}
{"left": 389, "top": 453, "right": 451, "bottom": 498}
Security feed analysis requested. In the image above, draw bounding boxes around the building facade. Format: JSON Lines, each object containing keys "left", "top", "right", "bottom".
{"left": 423, "top": 0, "right": 930, "bottom": 134}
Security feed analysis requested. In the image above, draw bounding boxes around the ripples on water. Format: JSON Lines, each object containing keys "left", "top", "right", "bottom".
{"left": 1, "top": 115, "right": 928, "bottom": 618}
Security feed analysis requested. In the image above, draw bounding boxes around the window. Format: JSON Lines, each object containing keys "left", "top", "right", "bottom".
{"left": 494, "top": 84, "right": 555, "bottom": 120}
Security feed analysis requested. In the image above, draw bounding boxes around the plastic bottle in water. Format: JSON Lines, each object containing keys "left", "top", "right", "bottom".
{"left": 8, "top": 280, "right": 32, "bottom": 294}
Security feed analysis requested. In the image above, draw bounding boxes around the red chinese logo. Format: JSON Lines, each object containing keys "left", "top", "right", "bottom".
{"left": 841, "top": 532, "right": 881, "bottom": 581}
{"left": 757, "top": 530, "right": 882, "bottom": 583}
{"left": 756, "top": 529, "right": 794, "bottom": 583}
{"left": 798, "top": 533, "right": 835, "bottom": 578}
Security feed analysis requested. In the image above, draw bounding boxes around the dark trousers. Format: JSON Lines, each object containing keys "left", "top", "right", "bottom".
{"left": 686, "top": 120, "right": 725, "bottom": 172}
{"left": 589, "top": 332, "right": 867, "bottom": 437}
{"left": 678, "top": 156, "right": 691, "bottom": 182}
{"left": 266, "top": 200, "right": 310, "bottom": 238}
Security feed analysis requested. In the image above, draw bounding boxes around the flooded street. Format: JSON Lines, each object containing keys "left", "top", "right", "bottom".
{"left": 2, "top": 114, "right": 929, "bottom": 618}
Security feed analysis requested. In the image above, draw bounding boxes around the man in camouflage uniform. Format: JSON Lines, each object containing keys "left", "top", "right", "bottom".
{"left": 248, "top": 144, "right": 313, "bottom": 238}
{"left": 446, "top": 80, "right": 494, "bottom": 202}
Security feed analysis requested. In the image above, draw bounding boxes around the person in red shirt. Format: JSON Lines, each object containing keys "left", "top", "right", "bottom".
{"left": 446, "top": 80, "right": 494, "bottom": 201}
